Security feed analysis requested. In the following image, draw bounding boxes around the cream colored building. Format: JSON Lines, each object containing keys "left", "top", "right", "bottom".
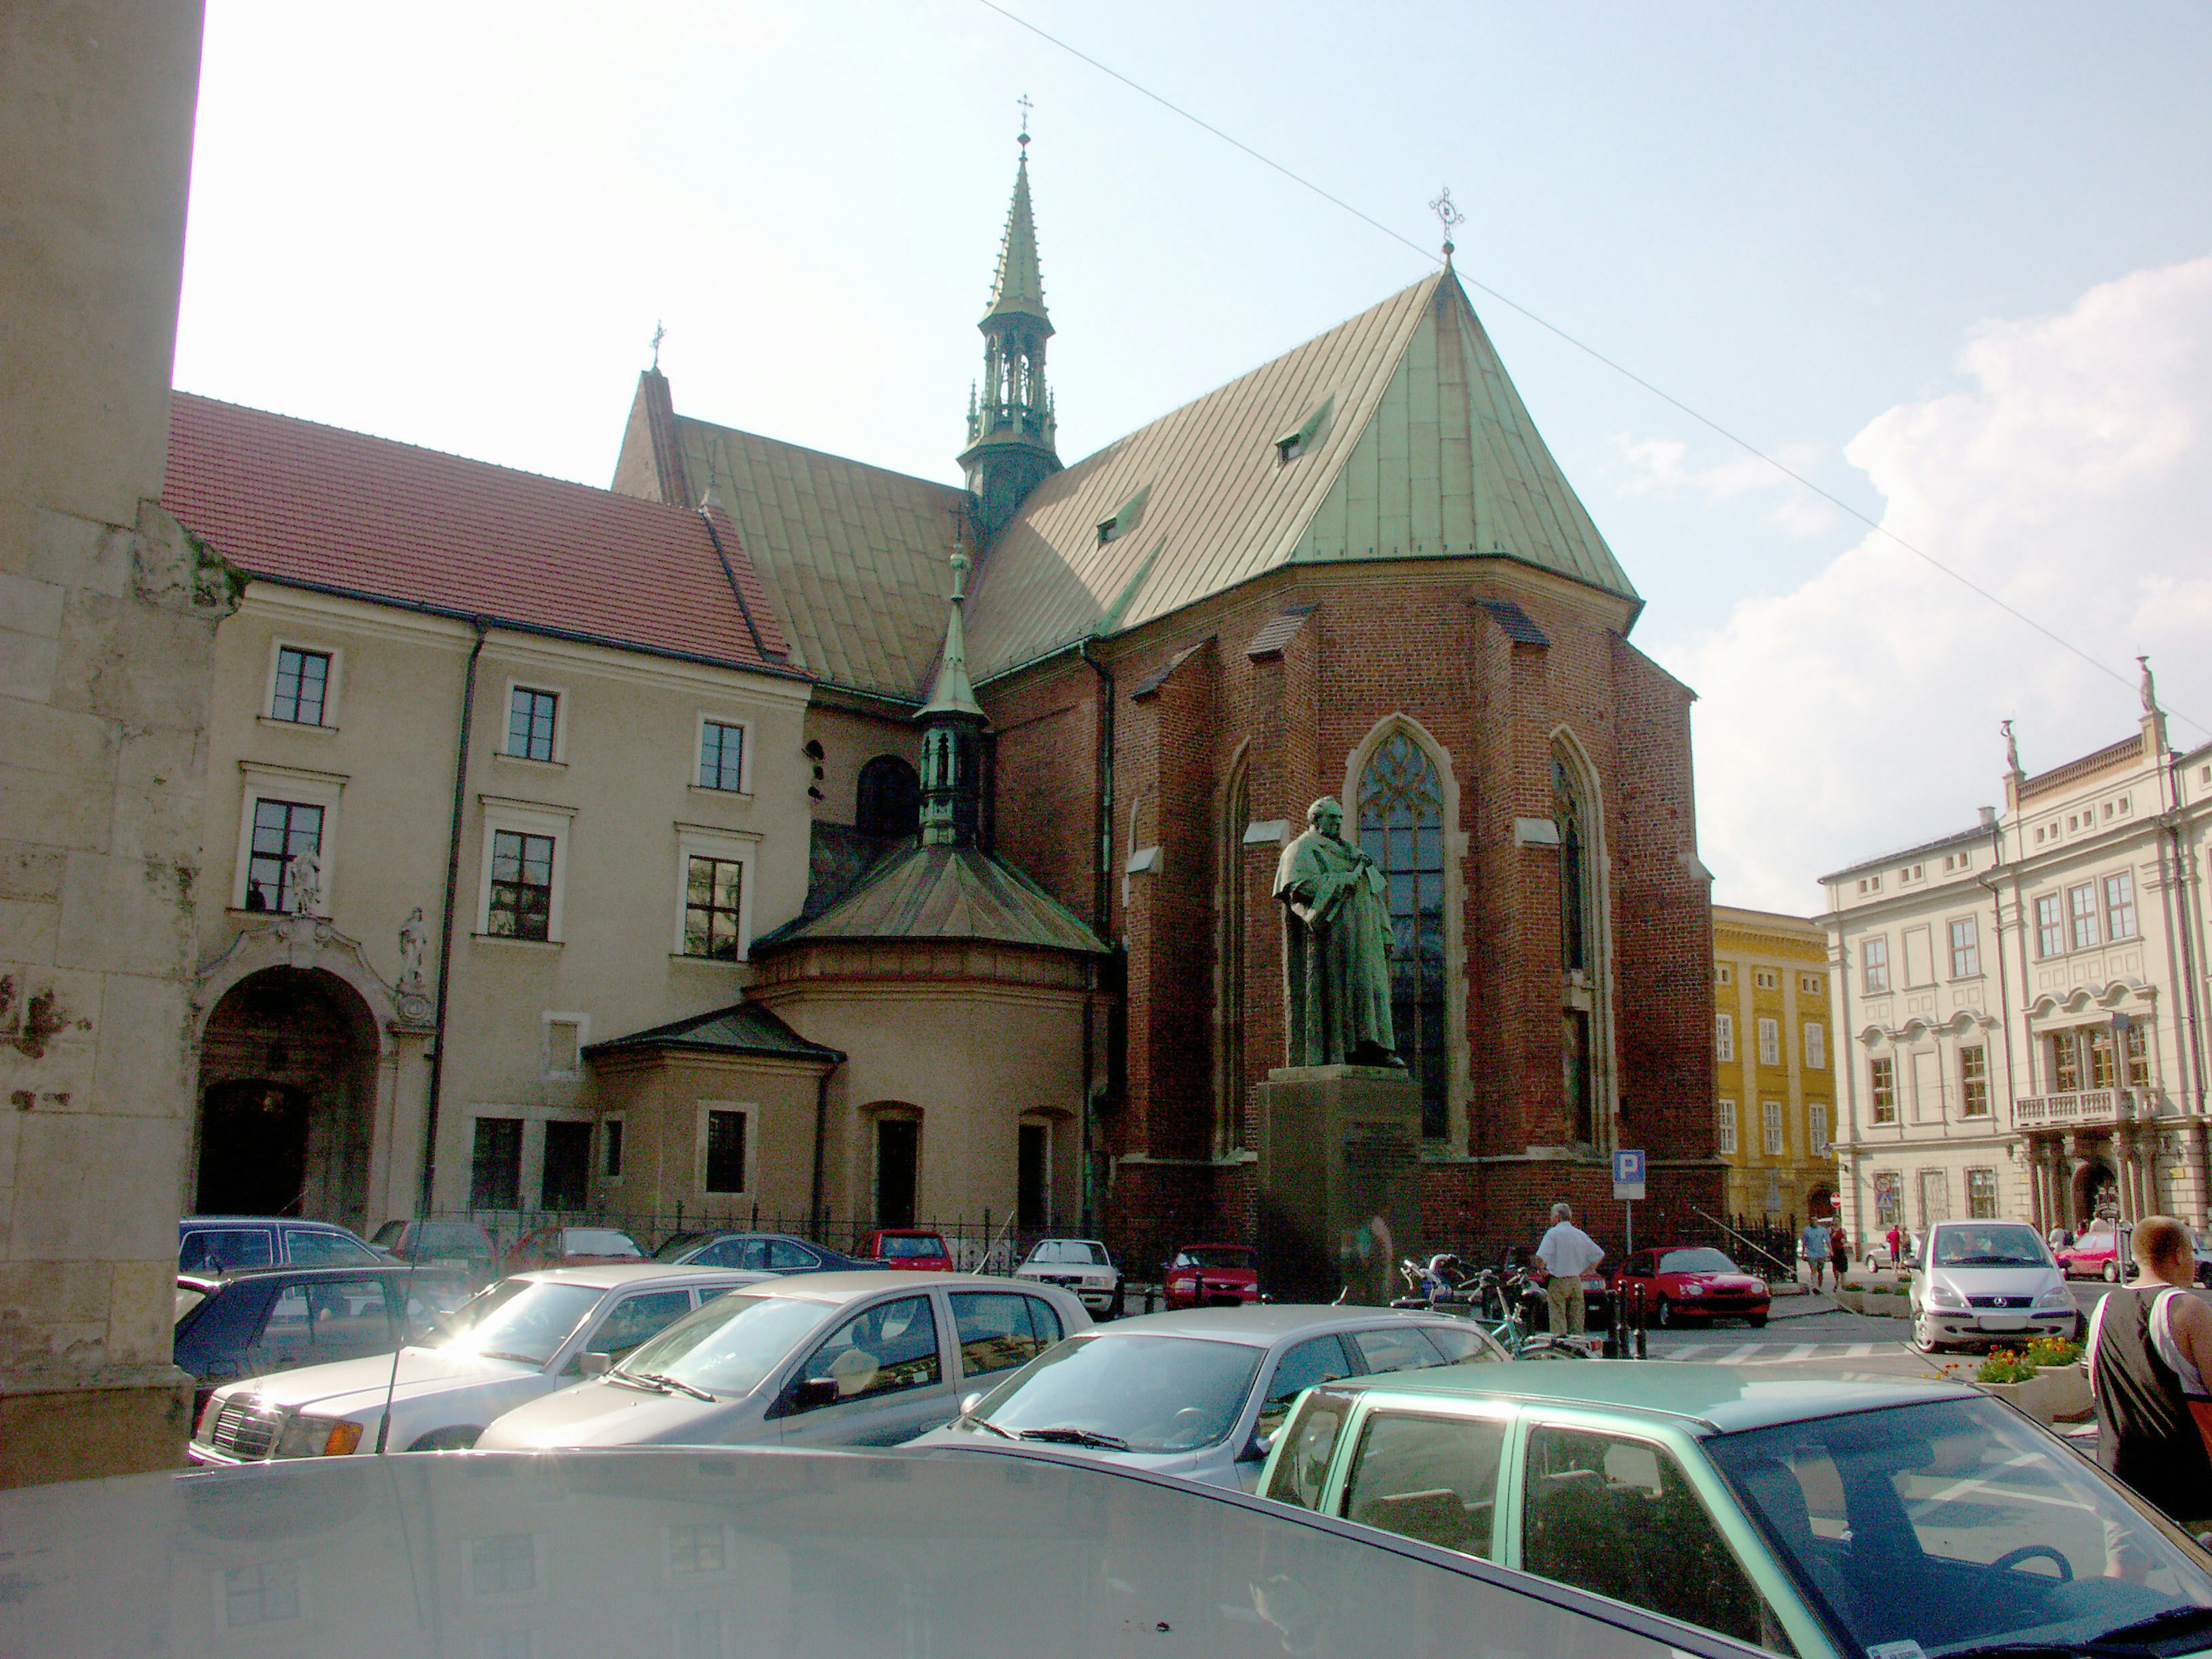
{"left": 1823, "top": 692, "right": 2212, "bottom": 1250}
{"left": 0, "top": 3, "right": 225, "bottom": 1484}
{"left": 1711, "top": 907, "right": 1837, "bottom": 1230}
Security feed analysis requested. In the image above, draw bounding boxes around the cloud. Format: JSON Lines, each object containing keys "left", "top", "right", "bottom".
{"left": 1672, "top": 255, "right": 2212, "bottom": 913}
{"left": 1615, "top": 435, "right": 1839, "bottom": 537}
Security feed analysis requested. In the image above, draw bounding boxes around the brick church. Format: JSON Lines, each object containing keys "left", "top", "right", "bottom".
{"left": 606, "top": 139, "right": 1722, "bottom": 1266}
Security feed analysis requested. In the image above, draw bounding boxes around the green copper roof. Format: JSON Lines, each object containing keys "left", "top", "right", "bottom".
{"left": 964, "top": 270, "right": 1641, "bottom": 679}
{"left": 757, "top": 844, "right": 1107, "bottom": 956}
{"left": 917, "top": 552, "right": 984, "bottom": 720}
{"left": 983, "top": 155, "right": 1051, "bottom": 331}
{"left": 584, "top": 1001, "right": 843, "bottom": 1065}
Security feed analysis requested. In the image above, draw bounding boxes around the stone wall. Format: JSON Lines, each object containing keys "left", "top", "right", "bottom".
{"left": 0, "top": 1, "right": 217, "bottom": 1484}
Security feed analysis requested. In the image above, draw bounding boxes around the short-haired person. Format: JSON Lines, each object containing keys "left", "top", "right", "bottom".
{"left": 2086, "top": 1214, "right": 2212, "bottom": 1531}
{"left": 1535, "top": 1203, "right": 1604, "bottom": 1338}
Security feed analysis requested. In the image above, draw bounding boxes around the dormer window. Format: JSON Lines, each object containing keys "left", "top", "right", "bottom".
{"left": 1272, "top": 395, "right": 1335, "bottom": 465}
{"left": 1095, "top": 483, "right": 1151, "bottom": 547}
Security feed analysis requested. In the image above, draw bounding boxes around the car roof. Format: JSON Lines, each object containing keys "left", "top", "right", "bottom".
{"left": 509, "top": 1263, "right": 772, "bottom": 1290}
{"left": 179, "top": 1215, "right": 355, "bottom": 1230}
{"left": 1319, "top": 1359, "right": 1974, "bottom": 1434}
{"left": 1071, "top": 1304, "right": 1461, "bottom": 1346}
{"left": 676, "top": 1230, "right": 820, "bottom": 1245}
{"left": 865, "top": 1229, "right": 945, "bottom": 1238}
{"left": 725, "top": 1271, "right": 1054, "bottom": 1303}
{"left": 177, "top": 1263, "right": 464, "bottom": 1288}
{"left": 1025, "top": 1237, "right": 1109, "bottom": 1249}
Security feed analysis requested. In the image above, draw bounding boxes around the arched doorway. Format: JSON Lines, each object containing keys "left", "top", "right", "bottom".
{"left": 195, "top": 967, "right": 379, "bottom": 1229}
{"left": 2072, "top": 1159, "right": 2118, "bottom": 1228}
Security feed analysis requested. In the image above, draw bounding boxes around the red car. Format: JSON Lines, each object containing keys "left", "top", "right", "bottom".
{"left": 1161, "top": 1243, "right": 1260, "bottom": 1310}
{"left": 857, "top": 1228, "right": 954, "bottom": 1271}
{"left": 502, "top": 1225, "right": 646, "bottom": 1273}
{"left": 1609, "top": 1245, "right": 1770, "bottom": 1329}
{"left": 2056, "top": 1221, "right": 2133, "bottom": 1282}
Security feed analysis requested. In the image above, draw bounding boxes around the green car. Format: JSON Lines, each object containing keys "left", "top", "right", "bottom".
{"left": 1258, "top": 1361, "right": 2212, "bottom": 1659}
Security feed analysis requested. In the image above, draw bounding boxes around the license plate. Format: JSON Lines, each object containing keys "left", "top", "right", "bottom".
{"left": 1979, "top": 1314, "right": 2028, "bottom": 1332}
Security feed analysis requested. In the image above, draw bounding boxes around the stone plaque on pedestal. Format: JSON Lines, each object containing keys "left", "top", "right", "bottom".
{"left": 1251, "top": 1065, "right": 1424, "bottom": 1305}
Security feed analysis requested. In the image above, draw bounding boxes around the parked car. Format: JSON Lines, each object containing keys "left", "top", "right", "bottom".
{"left": 478, "top": 1271, "right": 1089, "bottom": 1451}
{"left": 2056, "top": 1219, "right": 2135, "bottom": 1282}
{"left": 856, "top": 1228, "right": 955, "bottom": 1271}
{"left": 188, "top": 1263, "right": 764, "bottom": 1463}
{"left": 173, "top": 1263, "right": 472, "bottom": 1417}
{"left": 915, "top": 1304, "right": 1506, "bottom": 1491}
{"left": 1013, "top": 1237, "right": 1123, "bottom": 1316}
{"left": 368, "top": 1218, "right": 499, "bottom": 1287}
{"left": 1608, "top": 1247, "right": 1770, "bottom": 1330}
{"left": 653, "top": 1230, "right": 865, "bottom": 1275}
{"left": 1908, "top": 1218, "right": 2080, "bottom": 1351}
{"left": 1259, "top": 1361, "right": 2212, "bottom": 1659}
{"left": 1860, "top": 1229, "right": 1921, "bottom": 1274}
{"left": 502, "top": 1224, "right": 647, "bottom": 1272}
{"left": 1162, "top": 1243, "right": 1259, "bottom": 1309}
{"left": 177, "top": 1215, "right": 382, "bottom": 1273}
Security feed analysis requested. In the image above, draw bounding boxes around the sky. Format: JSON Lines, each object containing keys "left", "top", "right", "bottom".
{"left": 173, "top": 1, "right": 2212, "bottom": 912}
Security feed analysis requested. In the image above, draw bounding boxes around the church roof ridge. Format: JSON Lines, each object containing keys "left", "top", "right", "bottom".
{"left": 755, "top": 843, "right": 1108, "bottom": 956}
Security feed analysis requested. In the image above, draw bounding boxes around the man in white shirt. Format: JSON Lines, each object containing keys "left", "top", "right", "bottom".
{"left": 1535, "top": 1203, "right": 1604, "bottom": 1337}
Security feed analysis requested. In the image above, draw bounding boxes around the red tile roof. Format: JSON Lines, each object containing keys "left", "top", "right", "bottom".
{"left": 164, "top": 392, "right": 791, "bottom": 671}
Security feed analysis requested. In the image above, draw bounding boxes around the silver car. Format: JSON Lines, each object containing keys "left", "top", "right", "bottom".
{"left": 1908, "top": 1219, "right": 2078, "bottom": 1351}
{"left": 188, "top": 1263, "right": 767, "bottom": 1461}
{"left": 910, "top": 1304, "right": 1509, "bottom": 1491}
{"left": 478, "top": 1271, "right": 1090, "bottom": 1450}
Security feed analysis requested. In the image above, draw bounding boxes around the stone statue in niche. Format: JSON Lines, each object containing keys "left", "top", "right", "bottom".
{"left": 398, "top": 906, "right": 429, "bottom": 991}
{"left": 287, "top": 846, "right": 321, "bottom": 916}
{"left": 1274, "top": 797, "right": 1400, "bottom": 1068}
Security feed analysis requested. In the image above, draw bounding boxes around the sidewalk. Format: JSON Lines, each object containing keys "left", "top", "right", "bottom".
{"left": 1766, "top": 1290, "right": 1839, "bottom": 1320}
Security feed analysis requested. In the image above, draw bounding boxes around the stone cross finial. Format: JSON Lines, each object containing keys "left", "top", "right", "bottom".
{"left": 1429, "top": 186, "right": 1466, "bottom": 261}
{"left": 650, "top": 320, "right": 666, "bottom": 370}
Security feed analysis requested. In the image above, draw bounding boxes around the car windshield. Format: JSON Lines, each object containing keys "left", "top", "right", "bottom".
{"left": 878, "top": 1235, "right": 944, "bottom": 1258}
{"left": 614, "top": 1292, "right": 832, "bottom": 1396}
{"left": 563, "top": 1229, "right": 642, "bottom": 1257}
{"left": 970, "top": 1333, "right": 1264, "bottom": 1453}
{"left": 1028, "top": 1241, "right": 1109, "bottom": 1267}
{"left": 653, "top": 1233, "right": 708, "bottom": 1261}
{"left": 1183, "top": 1248, "right": 1253, "bottom": 1271}
{"left": 1658, "top": 1248, "right": 1738, "bottom": 1274}
{"left": 1707, "top": 1396, "right": 2212, "bottom": 1657}
{"left": 1931, "top": 1224, "right": 2047, "bottom": 1267}
{"left": 436, "top": 1280, "right": 604, "bottom": 1368}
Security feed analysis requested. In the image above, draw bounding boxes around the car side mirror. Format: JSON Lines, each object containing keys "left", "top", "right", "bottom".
{"left": 1238, "top": 1430, "right": 1274, "bottom": 1464}
{"left": 579, "top": 1351, "right": 612, "bottom": 1377}
{"left": 791, "top": 1377, "right": 840, "bottom": 1412}
{"left": 960, "top": 1391, "right": 984, "bottom": 1415}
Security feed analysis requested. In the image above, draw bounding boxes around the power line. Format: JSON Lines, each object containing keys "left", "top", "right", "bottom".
{"left": 974, "top": 0, "right": 2203, "bottom": 739}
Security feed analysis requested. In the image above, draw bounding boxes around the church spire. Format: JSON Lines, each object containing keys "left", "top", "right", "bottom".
{"left": 915, "top": 548, "right": 988, "bottom": 847}
{"left": 959, "top": 111, "right": 1061, "bottom": 544}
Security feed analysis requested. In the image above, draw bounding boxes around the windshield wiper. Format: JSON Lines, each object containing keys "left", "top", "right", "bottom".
{"left": 471, "top": 1350, "right": 543, "bottom": 1366}
{"left": 631, "top": 1370, "right": 715, "bottom": 1402}
{"left": 1017, "top": 1426, "right": 1130, "bottom": 1451}
{"left": 605, "top": 1370, "right": 671, "bottom": 1394}
{"left": 963, "top": 1415, "right": 1016, "bottom": 1439}
{"left": 2094, "top": 1606, "right": 2212, "bottom": 1647}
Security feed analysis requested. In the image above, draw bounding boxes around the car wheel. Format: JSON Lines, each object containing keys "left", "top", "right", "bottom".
{"left": 1654, "top": 1296, "right": 1675, "bottom": 1329}
{"left": 1915, "top": 1312, "right": 1946, "bottom": 1354}
{"left": 2103, "top": 1260, "right": 2119, "bottom": 1284}
{"left": 1865, "top": 1255, "right": 1879, "bottom": 1275}
{"left": 1745, "top": 1312, "right": 1768, "bottom": 1328}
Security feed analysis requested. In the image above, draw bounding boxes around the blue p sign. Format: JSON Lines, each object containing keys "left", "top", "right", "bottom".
{"left": 1613, "top": 1149, "right": 1645, "bottom": 1185}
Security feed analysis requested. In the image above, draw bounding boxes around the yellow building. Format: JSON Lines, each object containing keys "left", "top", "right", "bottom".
{"left": 1712, "top": 907, "right": 1840, "bottom": 1235}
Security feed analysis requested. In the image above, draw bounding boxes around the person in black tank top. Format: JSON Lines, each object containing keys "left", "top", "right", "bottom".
{"left": 2088, "top": 1217, "right": 2212, "bottom": 1531}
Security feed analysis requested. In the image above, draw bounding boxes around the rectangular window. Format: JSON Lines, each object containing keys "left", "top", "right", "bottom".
{"left": 1966, "top": 1167, "right": 1999, "bottom": 1219}
{"left": 540, "top": 1120, "right": 592, "bottom": 1211}
{"left": 1870, "top": 1057, "right": 1897, "bottom": 1124}
{"left": 488, "top": 831, "right": 555, "bottom": 940}
{"left": 1755, "top": 969, "right": 1778, "bottom": 990}
{"left": 1918, "top": 1168, "right": 1951, "bottom": 1228}
{"left": 603, "top": 1118, "right": 624, "bottom": 1180}
{"left": 270, "top": 646, "right": 331, "bottom": 725}
{"left": 544, "top": 1018, "right": 581, "bottom": 1078}
{"left": 2070, "top": 884, "right": 2101, "bottom": 951}
{"left": 2106, "top": 872, "right": 2138, "bottom": 940}
{"left": 1862, "top": 935, "right": 1891, "bottom": 994}
{"left": 1715, "top": 1012, "right": 1734, "bottom": 1063}
{"left": 2051, "top": 1032, "right": 2081, "bottom": 1092}
{"left": 2088, "top": 1029, "right": 2116, "bottom": 1091}
{"left": 1801, "top": 974, "right": 1823, "bottom": 995}
{"left": 2124, "top": 1023, "right": 2150, "bottom": 1089}
{"left": 1763, "top": 1100, "right": 1785, "bottom": 1156}
{"left": 704, "top": 1109, "right": 748, "bottom": 1194}
{"left": 1716, "top": 1098, "right": 1737, "bottom": 1154}
{"left": 1903, "top": 926, "right": 1934, "bottom": 987}
{"left": 1809, "top": 1103, "right": 1830, "bottom": 1154}
{"left": 698, "top": 719, "right": 745, "bottom": 792}
{"left": 507, "top": 687, "right": 559, "bottom": 762}
{"left": 246, "top": 799, "right": 324, "bottom": 912}
{"left": 1873, "top": 1171, "right": 1902, "bottom": 1224}
{"left": 1804, "top": 1021, "right": 1825, "bottom": 1070}
{"left": 1960, "top": 1045, "right": 1990, "bottom": 1116}
{"left": 1948, "top": 916, "right": 1980, "bottom": 979}
{"left": 469, "top": 1118, "right": 522, "bottom": 1210}
{"left": 683, "top": 855, "right": 745, "bottom": 960}
{"left": 1715, "top": 964, "right": 1733, "bottom": 986}
{"left": 1757, "top": 1017, "right": 1780, "bottom": 1068}
{"left": 2037, "top": 895, "right": 2065, "bottom": 958}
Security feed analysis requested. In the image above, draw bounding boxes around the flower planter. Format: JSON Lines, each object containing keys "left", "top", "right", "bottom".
{"left": 1836, "top": 1289, "right": 1910, "bottom": 1318}
{"left": 1977, "top": 1365, "right": 2092, "bottom": 1426}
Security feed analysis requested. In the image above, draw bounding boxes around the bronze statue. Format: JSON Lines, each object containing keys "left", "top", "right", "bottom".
{"left": 1274, "top": 797, "right": 1400, "bottom": 1067}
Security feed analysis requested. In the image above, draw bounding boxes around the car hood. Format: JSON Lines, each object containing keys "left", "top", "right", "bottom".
{"left": 908, "top": 1424, "right": 1245, "bottom": 1487}
{"left": 1924, "top": 1264, "right": 2063, "bottom": 1294}
{"left": 476, "top": 1375, "right": 756, "bottom": 1449}
{"left": 215, "top": 1347, "right": 539, "bottom": 1415}
{"left": 1665, "top": 1274, "right": 1766, "bottom": 1293}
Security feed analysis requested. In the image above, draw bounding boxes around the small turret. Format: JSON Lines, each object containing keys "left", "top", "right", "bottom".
{"left": 915, "top": 550, "right": 988, "bottom": 847}
{"left": 958, "top": 123, "right": 1060, "bottom": 544}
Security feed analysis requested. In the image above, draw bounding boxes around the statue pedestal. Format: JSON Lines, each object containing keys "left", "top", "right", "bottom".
{"left": 1251, "top": 1065, "right": 1423, "bottom": 1305}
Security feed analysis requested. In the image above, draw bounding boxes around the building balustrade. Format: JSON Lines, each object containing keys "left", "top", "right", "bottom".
{"left": 2013, "top": 1089, "right": 2132, "bottom": 1128}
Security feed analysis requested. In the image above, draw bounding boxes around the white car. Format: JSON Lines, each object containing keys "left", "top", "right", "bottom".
{"left": 1861, "top": 1230, "right": 1920, "bottom": 1274}
{"left": 1907, "top": 1219, "right": 2078, "bottom": 1353}
{"left": 188, "top": 1263, "right": 766, "bottom": 1462}
{"left": 479, "top": 1271, "right": 1089, "bottom": 1451}
{"left": 1013, "top": 1237, "right": 1123, "bottom": 1315}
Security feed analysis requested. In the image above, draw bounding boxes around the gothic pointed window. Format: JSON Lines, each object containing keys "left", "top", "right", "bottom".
{"left": 1215, "top": 752, "right": 1250, "bottom": 1158}
{"left": 856, "top": 755, "right": 919, "bottom": 839}
{"left": 1358, "top": 733, "right": 1446, "bottom": 1137}
{"left": 1555, "top": 754, "right": 1589, "bottom": 975}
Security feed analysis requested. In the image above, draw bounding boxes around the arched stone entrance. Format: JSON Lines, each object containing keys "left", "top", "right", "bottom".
{"left": 195, "top": 967, "right": 379, "bottom": 1228}
{"left": 2072, "top": 1159, "right": 2118, "bottom": 1229}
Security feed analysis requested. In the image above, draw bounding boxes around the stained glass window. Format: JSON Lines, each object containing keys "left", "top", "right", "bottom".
{"left": 1554, "top": 754, "right": 1589, "bottom": 974}
{"left": 1358, "top": 733, "right": 1446, "bottom": 1137}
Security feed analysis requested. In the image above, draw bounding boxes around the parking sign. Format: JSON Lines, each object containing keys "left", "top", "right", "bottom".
{"left": 1612, "top": 1149, "right": 1646, "bottom": 1201}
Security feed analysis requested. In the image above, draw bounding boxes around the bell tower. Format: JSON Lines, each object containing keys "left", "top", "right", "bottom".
{"left": 959, "top": 118, "right": 1060, "bottom": 544}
